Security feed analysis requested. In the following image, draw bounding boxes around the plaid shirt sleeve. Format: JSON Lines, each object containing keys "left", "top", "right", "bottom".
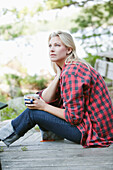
{"left": 60, "top": 63, "right": 113, "bottom": 148}
{"left": 61, "top": 63, "right": 91, "bottom": 125}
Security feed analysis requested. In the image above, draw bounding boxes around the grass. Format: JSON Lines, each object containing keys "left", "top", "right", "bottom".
{"left": 21, "top": 146, "right": 28, "bottom": 151}
{"left": 0, "top": 147, "right": 4, "bottom": 152}
{"left": 34, "top": 125, "right": 40, "bottom": 132}
{"left": 0, "top": 106, "right": 26, "bottom": 121}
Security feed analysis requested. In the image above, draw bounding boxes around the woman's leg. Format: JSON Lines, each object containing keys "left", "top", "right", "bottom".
{"left": 12, "top": 108, "right": 81, "bottom": 144}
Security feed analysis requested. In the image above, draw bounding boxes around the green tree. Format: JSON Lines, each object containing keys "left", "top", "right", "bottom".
{"left": 0, "top": 2, "right": 44, "bottom": 40}
{"left": 70, "top": 0, "right": 113, "bottom": 64}
{"left": 44, "top": 0, "right": 96, "bottom": 9}
{"left": 45, "top": 0, "right": 113, "bottom": 66}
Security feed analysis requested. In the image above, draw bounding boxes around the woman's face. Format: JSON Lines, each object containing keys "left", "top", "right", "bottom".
{"left": 49, "top": 36, "right": 69, "bottom": 66}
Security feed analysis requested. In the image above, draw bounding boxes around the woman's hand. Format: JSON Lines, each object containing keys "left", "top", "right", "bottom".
{"left": 40, "top": 63, "right": 61, "bottom": 103}
{"left": 25, "top": 96, "right": 65, "bottom": 120}
{"left": 52, "top": 63, "right": 61, "bottom": 76}
{"left": 56, "top": 64, "right": 61, "bottom": 76}
{"left": 25, "top": 97, "right": 46, "bottom": 110}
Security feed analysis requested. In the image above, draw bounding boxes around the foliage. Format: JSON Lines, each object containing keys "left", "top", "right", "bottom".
{"left": 4, "top": 74, "right": 23, "bottom": 98}
{"left": 3, "top": 73, "right": 48, "bottom": 98}
{"left": 45, "top": 0, "right": 95, "bottom": 9}
{"left": 21, "top": 75, "right": 48, "bottom": 90}
{"left": 84, "top": 53, "right": 101, "bottom": 67}
{"left": 34, "top": 125, "right": 40, "bottom": 132}
{"left": 44, "top": 0, "right": 113, "bottom": 65}
{"left": 0, "top": 147, "right": 4, "bottom": 152}
{"left": 0, "top": 106, "right": 25, "bottom": 121}
{"left": 0, "top": 90, "right": 8, "bottom": 103}
{"left": 21, "top": 146, "right": 28, "bottom": 151}
{"left": 71, "top": 1, "right": 113, "bottom": 29}
{"left": 0, "top": 22, "right": 25, "bottom": 40}
{"left": 5, "top": 74, "right": 21, "bottom": 87}
{"left": 0, "top": 72, "right": 49, "bottom": 102}
{"left": 70, "top": 0, "right": 113, "bottom": 61}
{"left": 0, "top": 72, "right": 49, "bottom": 120}
{"left": 36, "top": 77, "right": 48, "bottom": 90}
{"left": 0, "top": 2, "right": 44, "bottom": 40}
{"left": 21, "top": 74, "right": 38, "bottom": 87}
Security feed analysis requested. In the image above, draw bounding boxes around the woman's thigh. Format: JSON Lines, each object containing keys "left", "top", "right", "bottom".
{"left": 31, "top": 109, "right": 81, "bottom": 144}
{"left": 12, "top": 108, "right": 81, "bottom": 144}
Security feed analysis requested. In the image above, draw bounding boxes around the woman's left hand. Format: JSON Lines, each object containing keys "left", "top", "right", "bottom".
{"left": 25, "top": 96, "right": 65, "bottom": 120}
{"left": 25, "top": 97, "right": 46, "bottom": 110}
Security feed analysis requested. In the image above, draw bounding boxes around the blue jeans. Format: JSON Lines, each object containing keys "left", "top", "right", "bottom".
{"left": 12, "top": 108, "right": 81, "bottom": 144}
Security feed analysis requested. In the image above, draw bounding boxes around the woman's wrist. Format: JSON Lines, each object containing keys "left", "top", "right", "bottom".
{"left": 43, "top": 102, "right": 48, "bottom": 112}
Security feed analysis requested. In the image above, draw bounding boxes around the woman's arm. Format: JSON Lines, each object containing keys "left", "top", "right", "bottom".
{"left": 26, "top": 97, "right": 65, "bottom": 120}
{"left": 41, "top": 64, "right": 61, "bottom": 103}
{"left": 43, "top": 103, "right": 65, "bottom": 120}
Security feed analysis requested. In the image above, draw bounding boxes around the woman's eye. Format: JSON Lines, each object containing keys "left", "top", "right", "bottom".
{"left": 55, "top": 44, "right": 60, "bottom": 46}
{"left": 49, "top": 43, "right": 60, "bottom": 48}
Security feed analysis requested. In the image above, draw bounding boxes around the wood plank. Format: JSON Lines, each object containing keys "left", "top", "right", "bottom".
{"left": 107, "top": 62, "right": 113, "bottom": 80}
{"left": 97, "top": 51, "right": 113, "bottom": 59}
{"left": 1, "top": 145, "right": 113, "bottom": 158}
{"left": 95, "top": 59, "right": 107, "bottom": 77}
{"left": 0, "top": 123, "right": 113, "bottom": 170}
{"left": 95, "top": 59, "right": 113, "bottom": 80}
{"left": 1, "top": 138, "right": 113, "bottom": 170}
{"left": 1, "top": 157, "right": 113, "bottom": 168}
{"left": 0, "top": 165, "right": 113, "bottom": 170}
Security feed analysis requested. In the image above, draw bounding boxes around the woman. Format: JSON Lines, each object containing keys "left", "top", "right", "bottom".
{"left": 0, "top": 31, "right": 113, "bottom": 148}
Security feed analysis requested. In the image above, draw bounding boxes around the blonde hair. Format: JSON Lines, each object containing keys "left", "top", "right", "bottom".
{"left": 48, "top": 31, "right": 89, "bottom": 73}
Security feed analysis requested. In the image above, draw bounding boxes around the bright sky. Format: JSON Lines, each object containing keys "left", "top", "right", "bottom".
{"left": 0, "top": 0, "right": 42, "bottom": 9}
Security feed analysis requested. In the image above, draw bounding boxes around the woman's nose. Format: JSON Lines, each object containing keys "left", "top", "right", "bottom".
{"left": 50, "top": 45, "right": 55, "bottom": 52}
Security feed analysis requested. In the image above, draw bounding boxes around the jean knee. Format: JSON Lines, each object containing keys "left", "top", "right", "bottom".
{"left": 12, "top": 108, "right": 37, "bottom": 136}
{"left": 12, "top": 108, "right": 34, "bottom": 128}
{"left": 27, "top": 109, "right": 42, "bottom": 124}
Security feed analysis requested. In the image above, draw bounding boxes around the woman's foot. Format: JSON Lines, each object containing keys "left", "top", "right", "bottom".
{"left": 0, "top": 122, "right": 19, "bottom": 147}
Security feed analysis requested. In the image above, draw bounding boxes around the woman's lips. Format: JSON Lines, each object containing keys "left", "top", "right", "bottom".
{"left": 50, "top": 54, "right": 56, "bottom": 56}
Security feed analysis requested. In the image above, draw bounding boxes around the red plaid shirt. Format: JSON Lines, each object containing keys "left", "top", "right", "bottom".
{"left": 39, "top": 62, "right": 113, "bottom": 148}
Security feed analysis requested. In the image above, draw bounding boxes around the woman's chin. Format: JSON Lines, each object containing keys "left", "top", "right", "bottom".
{"left": 50, "top": 58, "right": 57, "bottom": 62}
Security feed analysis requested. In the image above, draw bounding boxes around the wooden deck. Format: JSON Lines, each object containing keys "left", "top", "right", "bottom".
{"left": 0, "top": 121, "right": 113, "bottom": 170}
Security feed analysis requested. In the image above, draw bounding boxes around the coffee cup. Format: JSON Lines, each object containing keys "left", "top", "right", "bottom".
{"left": 24, "top": 94, "right": 39, "bottom": 104}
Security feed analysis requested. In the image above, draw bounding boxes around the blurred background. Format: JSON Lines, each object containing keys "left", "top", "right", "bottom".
{"left": 0, "top": 0, "right": 113, "bottom": 120}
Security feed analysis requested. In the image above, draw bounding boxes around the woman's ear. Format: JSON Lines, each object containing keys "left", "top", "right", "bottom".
{"left": 66, "top": 48, "right": 72, "bottom": 55}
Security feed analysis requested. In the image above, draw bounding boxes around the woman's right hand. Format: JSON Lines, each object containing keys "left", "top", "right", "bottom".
{"left": 41, "top": 63, "right": 61, "bottom": 103}
{"left": 56, "top": 64, "right": 61, "bottom": 76}
{"left": 53, "top": 63, "right": 61, "bottom": 77}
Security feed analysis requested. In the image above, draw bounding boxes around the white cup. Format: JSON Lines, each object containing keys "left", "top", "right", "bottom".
{"left": 24, "top": 94, "right": 39, "bottom": 104}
